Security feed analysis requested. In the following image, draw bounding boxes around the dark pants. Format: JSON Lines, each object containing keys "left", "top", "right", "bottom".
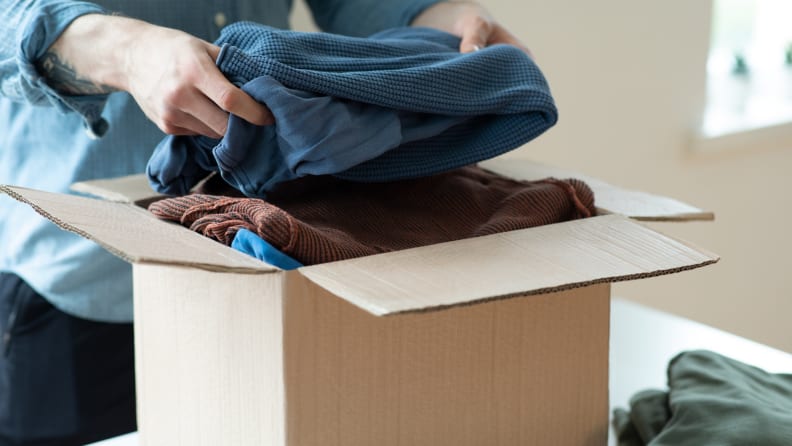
{"left": 0, "top": 273, "right": 136, "bottom": 446}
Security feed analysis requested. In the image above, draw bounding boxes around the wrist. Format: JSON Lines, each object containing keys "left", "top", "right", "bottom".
{"left": 411, "top": 2, "right": 488, "bottom": 35}
{"left": 41, "top": 13, "right": 146, "bottom": 93}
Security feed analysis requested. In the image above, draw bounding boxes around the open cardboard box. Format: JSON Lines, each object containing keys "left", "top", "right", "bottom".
{"left": 1, "top": 159, "right": 718, "bottom": 446}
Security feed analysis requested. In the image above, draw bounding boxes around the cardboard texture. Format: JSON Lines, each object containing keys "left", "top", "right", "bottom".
{"left": 300, "top": 214, "right": 716, "bottom": 316}
{"left": 71, "top": 173, "right": 161, "bottom": 205}
{"left": 481, "top": 159, "right": 714, "bottom": 221}
{"left": 134, "top": 265, "right": 610, "bottom": 446}
{"left": 0, "top": 160, "right": 719, "bottom": 446}
{"left": 0, "top": 185, "right": 272, "bottom": 273}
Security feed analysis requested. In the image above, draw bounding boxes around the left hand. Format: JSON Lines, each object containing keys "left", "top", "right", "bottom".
{"left": 411, "top": 1, "right": 533, "bottom": 57}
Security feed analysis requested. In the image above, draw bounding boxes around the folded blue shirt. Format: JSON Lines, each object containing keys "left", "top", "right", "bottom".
{"left": 148, "top": 23, "right": 558, "bottom": 198}
{"left": 231, "top": 228, "right": 303, "bottom": 270}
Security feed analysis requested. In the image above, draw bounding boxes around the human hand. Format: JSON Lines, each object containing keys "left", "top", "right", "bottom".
{"left": 411, "top": 1, "right": 532, "bottom": 57}
{"left": 40, "top": 14, "right": 272, "bottom": 138}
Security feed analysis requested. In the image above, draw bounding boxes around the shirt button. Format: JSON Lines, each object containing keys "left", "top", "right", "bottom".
{"left": 84, "top": 117, "right": 109, "bottom": 139}
{"left": 214, "top": 12, "right": 228, "bottom": 28}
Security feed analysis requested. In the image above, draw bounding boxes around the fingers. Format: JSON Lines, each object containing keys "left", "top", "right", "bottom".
{"left": 165, "top": 90, "right": 229, "bottom": 136}
{"left": 459, "top": 16, "right": 493, "bottom": 53}
{"left": 458, "top": 19, "right": 533, "bottom": 59}
{"left": 160, "top": 43, "right": 274, "bottom": 137}
{"left": 125, "top": 27, "right": 275, "bottom": 138}
{"left": 196, "top": 44, "right": 274, "bottom": 127}
{"left": 170, "top": 109, "right": 223, "bottom": 138}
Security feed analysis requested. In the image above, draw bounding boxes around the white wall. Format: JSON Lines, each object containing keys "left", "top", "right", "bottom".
{"left": 291, "top": 1, "right": 792, "bottom": 353}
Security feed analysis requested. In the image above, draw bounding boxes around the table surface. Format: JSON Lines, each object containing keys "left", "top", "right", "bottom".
{"left": 89, "top": 297, "right": 792, "bottom": 446}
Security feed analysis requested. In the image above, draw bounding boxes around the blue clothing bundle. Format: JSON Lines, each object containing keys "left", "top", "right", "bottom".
{"left": 231, "top": 228, "right": 303, "bottom": 270}
{"left": 1, "top": 0, "right": 440, "bottom": 322}
{"left": 148, "top": 23, "right": 558, "bottom": 198}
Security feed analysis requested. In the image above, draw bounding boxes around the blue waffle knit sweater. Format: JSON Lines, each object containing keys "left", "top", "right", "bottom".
{"left": 147, "top": 23, "right": 558, "bottom": 198}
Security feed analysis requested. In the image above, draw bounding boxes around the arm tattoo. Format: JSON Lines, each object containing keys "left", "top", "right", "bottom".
{"left": 35, "top": 51, "right": 116, "bottom": 95}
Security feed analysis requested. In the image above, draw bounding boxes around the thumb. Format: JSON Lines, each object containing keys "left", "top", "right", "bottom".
{"left": 459, "top": 18, "right": 491, "bottom": 53}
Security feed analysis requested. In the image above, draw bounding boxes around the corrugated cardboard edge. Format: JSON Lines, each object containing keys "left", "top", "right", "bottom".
{"left": 481, "top": 158, "right": 715, "bottom": 221}
{"left": 389, "top": 258, "right": 717, "bottom": 316}
{"left": 0, "top": 185, "right": 274, "bottom": 274}
{"left": 1, "top": 184, "right": 136, "bottom": 263}
{"left": 2, "top": 185, "right": 719, "bottom": 317}
{"left": 302, "top": 256, "right": 719, "bottom": 317}
{"left": 299, "top": 215, "right": 720, "bottom": 316}
{"left": 70, "top": 173, "right": 162, "bottom": 204}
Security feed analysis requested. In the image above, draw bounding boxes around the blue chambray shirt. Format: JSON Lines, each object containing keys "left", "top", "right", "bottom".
{"left": 0, "top": 0, "right": 441, "bottom": 321}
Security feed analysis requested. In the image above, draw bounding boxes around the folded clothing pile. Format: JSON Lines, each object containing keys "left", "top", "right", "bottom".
{"left": 613, "top": 350, "right": 792, "bottom": 446}
{"left": 147, "top": 23, "right": 558, "bottom": 198}
{"left": 148, "top": 166, "right": 595, "bottom": 268}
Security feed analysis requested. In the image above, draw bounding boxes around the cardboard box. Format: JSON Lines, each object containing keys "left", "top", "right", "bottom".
{"left": 0, "top": 159, "right": 718, "bottom": 446}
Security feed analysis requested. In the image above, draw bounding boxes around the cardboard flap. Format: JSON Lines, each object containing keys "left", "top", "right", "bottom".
{"left": 70, "top": 174, "right": 161, "bottom": 205}
{"left": 0, "top": 185, "right": 275, "bottom": 273}
{"left": 298, "top": 215, "right": 719, "bottom": 316}
{"left": 480, "top": 159, "right": 714, "bottom": 221}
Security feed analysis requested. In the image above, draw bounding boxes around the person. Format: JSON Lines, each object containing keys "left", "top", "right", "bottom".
{"left": 0, "top": 1, "right": 531, "bottom": 444}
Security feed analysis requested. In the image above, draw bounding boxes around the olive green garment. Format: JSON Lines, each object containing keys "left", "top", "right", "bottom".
{"left": 614, "top": 350, "right": 792, "bottom": 446}
{"left": 613, "top": 390, "right": 670, "bottom": 446}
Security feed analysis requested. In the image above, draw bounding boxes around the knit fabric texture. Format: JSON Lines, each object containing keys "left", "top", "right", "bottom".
{"left": 148, "top": 166, "right": 595, "bottom": 265}
{"left": 147, "top": 23, "right": 558, "bottom": 198}
{"left": 613, "top": 350, "right": 792, "bottom": 446}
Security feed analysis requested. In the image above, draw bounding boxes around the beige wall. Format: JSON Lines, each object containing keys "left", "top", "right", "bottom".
{"left": 290, "top": 1, "right": 792, "bottom": 353}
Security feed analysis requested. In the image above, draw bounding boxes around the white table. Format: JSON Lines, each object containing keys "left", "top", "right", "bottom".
{"left": 89, "top": 298, "right": 792, "bottom": 446}
{"left": 608, "top": 298, "right": 792, "bottom": 445}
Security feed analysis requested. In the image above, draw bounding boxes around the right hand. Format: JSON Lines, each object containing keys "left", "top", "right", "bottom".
{"left": 42, "top": 14, "right": 273, "bottom": 138}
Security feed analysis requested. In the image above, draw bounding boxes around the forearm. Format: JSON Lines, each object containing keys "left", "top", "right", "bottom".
{"left": 34, "top": 13, "right": 131, "bottom": 95}
{"left": 39, "top": 11, "right": 272, "bottom": 137}
{"left": 1, "top": 1, "right": 269, "bottom": 138}
{"left": 0, "top": 1, "right": 109, "bottom": 100}
{"left": 305, "top": 0, "right": 444, "bottom": 36}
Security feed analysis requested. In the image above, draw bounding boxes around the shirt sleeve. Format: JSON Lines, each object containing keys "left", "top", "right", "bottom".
{"left": 0, "top": 1, "right": 111, "bottom": 137}
{"left": 305, "top": 0, "right": 445, "bottom": 37}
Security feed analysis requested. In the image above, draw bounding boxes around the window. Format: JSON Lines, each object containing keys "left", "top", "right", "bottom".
{"left": 701, "top": 0, "right": 792, "bottom": 140}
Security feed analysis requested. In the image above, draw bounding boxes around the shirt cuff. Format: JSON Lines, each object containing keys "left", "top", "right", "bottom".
{"left": 17, "top": 2, "right": 111, "bottom": 138}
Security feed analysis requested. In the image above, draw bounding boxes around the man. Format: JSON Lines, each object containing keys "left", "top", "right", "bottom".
{"left": 0, "top": 1, "right": 530, "bottom": 444}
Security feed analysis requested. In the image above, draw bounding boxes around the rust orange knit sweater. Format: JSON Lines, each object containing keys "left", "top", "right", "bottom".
{"left": 148, "top": 166, "right": 595, "bottom": 265}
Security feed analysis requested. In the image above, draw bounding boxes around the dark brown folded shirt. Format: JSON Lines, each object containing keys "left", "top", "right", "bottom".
{"left": 148, "top": 166, "right": 595, "bottom": 265}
